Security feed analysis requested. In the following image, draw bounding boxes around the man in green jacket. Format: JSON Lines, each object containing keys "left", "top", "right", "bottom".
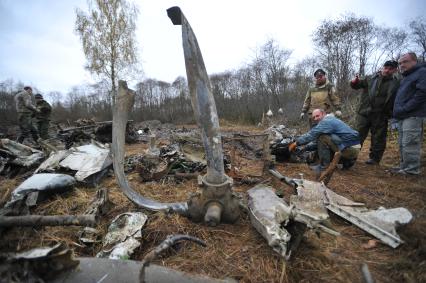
{"left": 300, "top": 69, "right": 342, "bottom": 127}
{"left": 14, "top": 86, "right": 40, "bottom": 143}
{"left": 350, "top": 60, "right": 399, "bottom": 165}
{"left": 34, "top": 94, "right": 52, "bottom": 140}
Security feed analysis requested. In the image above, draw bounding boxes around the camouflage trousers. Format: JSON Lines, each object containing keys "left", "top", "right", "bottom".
{"left": 17, "top": 113, "right": 39, "bottom": 143}
{"left": 36, "top": 120, "right": 50, "bottom": 140}
{"left": 317, "top": 135, "right": 360, "bottom": 169}
{"left": 356, "top": 114, "right": 388, "bottom": 163}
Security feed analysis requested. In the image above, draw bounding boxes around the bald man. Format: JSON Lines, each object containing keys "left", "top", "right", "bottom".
{"left": 289, "top": 109, "right": 361, "bottom": 170}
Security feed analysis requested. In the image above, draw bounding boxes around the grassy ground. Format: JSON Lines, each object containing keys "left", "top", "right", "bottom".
{"left": 0, "top": 127, "right": 425, "bottom": 283}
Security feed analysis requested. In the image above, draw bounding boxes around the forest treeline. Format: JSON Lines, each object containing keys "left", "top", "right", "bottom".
{"left": 1, "top": 14, "right": 425, "bottom": 128}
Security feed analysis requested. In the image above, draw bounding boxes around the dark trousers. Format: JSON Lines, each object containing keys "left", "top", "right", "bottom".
{"left": 17, "top": 113, "right": 39, "bottom": 143}
{"left": 317, "top": 135, "right": 359, "bottom": 169}
{"left": 356, "top": 114, "right": 388, "bottom": 162}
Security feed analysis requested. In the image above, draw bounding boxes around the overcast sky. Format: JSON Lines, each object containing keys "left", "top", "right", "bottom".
{"left": 0, "top": 0, "right": 425, "bottom": 94}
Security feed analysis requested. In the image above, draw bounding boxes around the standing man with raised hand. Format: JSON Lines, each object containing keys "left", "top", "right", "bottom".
{"left": 350, "top": 60, "right": 400, "bottom": 165}
{"left": 14, "top": 86, "right": 40, "bottom": 143}
{"left": 392, "top": 52, "right": 426, "bottom": 175}
{"left": 300, "top": 69, "right": 342, "bottom": 127}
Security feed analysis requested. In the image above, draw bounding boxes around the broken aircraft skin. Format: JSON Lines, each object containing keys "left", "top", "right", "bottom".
{"left": 0, "top": 139, "right": 44, "bottom": 176}
{"left": 247, "top": 185, "right": 338, "bottom": 259}
{"left": 1, "top": 173, "right": 76, "bottom": 216}
{"left": 35, "top": 142, "right": 112, "bottom": 186}
{"left": 269, "top": 170, "right": 413, "bottom": 249}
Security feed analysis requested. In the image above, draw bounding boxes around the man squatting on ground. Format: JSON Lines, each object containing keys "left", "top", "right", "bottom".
{"left": 289, "top": 109, "right": 361, "bottom": 170}
{"left": 14, "top": 86, "right": 40, "bottom": 143}
{"left": 392, "top": 52, "right": 426, "bottom": 175}
{"left": 350, "top": 60, "right": 399, "bottom": 165}
{"left": 300, "top": 68, "right": 342, "bottom": 127}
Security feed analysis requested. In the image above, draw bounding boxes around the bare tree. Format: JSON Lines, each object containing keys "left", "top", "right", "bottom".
{"left": 372, "top": 27, "right": 409, "bottom": 70}
{"left": 409, "top": 17, "right": 426, "bottom": 61}
{"left": 75, "top": 0, "right": 139, "bottom": 102}
{"left": 353, "top": 17, "right": 376, "bottom": 76}
{"left": 312, "top": 14, "right": 375, "bottom": 95}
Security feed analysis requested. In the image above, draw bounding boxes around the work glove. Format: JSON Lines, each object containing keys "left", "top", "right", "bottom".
{"left": 300, "top": 112, "right": 306, "bottom": 120}
{"left": 335, "top": 110, "right": 342, "bottom": 118}
{"left": 289, "top": 142, "right": 297, "bottom": 152}
{"left": 351, "top": 74, "right": 360, "bottom": 85}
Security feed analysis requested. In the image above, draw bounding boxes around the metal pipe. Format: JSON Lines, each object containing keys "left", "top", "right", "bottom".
{"left": 112, "top": 80, "right": 188, "bottom": 215}
{"left": 167, "top": 6, "right": 226, "bottom": 185}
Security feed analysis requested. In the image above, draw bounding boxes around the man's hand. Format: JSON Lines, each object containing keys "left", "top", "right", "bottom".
{"left": 351, "top": 74, "right": 360, "bottom": 85}
{"left": 335, "top": 110, "right": 342, "bottom": 117}
{"left": 300, "top": 112, "right": 306, "bottom": 120}
{"left": 289, "top": 142, "right": 297, "bottom": 152}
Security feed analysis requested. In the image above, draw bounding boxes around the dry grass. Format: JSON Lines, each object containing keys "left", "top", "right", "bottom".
{"left": 0, "top": 129, "right": 425, "bottom": 283}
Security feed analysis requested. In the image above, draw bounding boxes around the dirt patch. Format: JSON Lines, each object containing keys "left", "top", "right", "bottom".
{"left": 0, "top": 129, "right": 425, "bottom": 283}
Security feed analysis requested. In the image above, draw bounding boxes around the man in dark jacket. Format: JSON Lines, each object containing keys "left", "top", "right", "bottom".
{"left": 392, "top": 52, "right": 426, "bottom": 175}
{"left": 34, "top": 94, "right": 52, "bottom": 140}
{"left": 350, "top": 60, "right": 399, "bottom": 165}
{"left": 289, "top": 109, "right": 361, "bottom": 170}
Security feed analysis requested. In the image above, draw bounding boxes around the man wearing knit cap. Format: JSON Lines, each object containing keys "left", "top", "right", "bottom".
{"left": 14, "top": 86, "right": 40, "bottom": 143}
{"left": 34, "top": 93, "right": 52, "bottom": 140}
{"left": 300, "top": 68, "right": 342, "bottom": 127}
{"left": 350, "top": 60, "right": 399, "bottom": 165}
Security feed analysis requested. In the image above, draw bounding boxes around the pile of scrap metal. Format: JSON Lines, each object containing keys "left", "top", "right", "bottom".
{"left": 0, "top": 139, "right": 44, "bottom": 177}
{"left": 265, "top": 125, "right": 317, "bottom": 163}
{"left": 57, "top": 119, "right": 137, "bottom": 149}
{"left": 124, "top": 134, "right": 214, "bottom": 182}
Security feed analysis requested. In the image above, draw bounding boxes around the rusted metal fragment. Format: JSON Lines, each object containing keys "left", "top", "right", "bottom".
{"left": 97, "top": 212, "right": 147, "bottom": 260}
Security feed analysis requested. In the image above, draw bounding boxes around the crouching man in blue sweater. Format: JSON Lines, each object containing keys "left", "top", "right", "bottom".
{"left": 289, "top": 109, "right": 361, "bottom": 170}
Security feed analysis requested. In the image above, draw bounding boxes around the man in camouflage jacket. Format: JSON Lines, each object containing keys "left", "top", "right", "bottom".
{"left": 350, "top": 60, "right": 399, "bottom": 165}
{"left": 301, "top": 69, "right": 342, "bottom": 127}
{"left": 14, "top": 86, "right": 40, "bottom": 143}
{"left": 34, "top": 93, "right": 52, "bottom": 140}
